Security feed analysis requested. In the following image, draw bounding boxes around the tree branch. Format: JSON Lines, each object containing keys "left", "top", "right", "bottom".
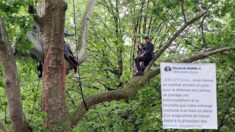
{"left": 180, "top": 0, "right": 187, "bottom": 23}
{"left": 146, "top": 10, "right": 207, "bottom": 71}
{"left": 180, "top": 46, "right": 235, "bottom": 62}
{"left": 28, "top": 5, "right": 43, "bottom": 26}
{"left": 70, "top": 45, "right": 235, "bottom": 127}
{"left": 0, "top": 18, "right": 32, "bottom": 132}
{"left": 76, "top": 0, "right": 97, "bottom": 64}
{"left": 200, "top": 15, "right": 207, "bottom": 48}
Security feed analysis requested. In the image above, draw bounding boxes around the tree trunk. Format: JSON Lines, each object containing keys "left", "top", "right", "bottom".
{"left": 0, "top": 18, "right": 32, "bottom": 132}
{"left": 114, "top": 0, "right": 123, "bottom": 79}
{"left": 28, "top": 0, "right": 97, "bottom": 130}
{"left": 38, "top": 0, "right": 70, "bottom": 131}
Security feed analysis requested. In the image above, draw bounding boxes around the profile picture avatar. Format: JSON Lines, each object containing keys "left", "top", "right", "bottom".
{"left": 164, "top": 66, "right": 171, "bottom": 72}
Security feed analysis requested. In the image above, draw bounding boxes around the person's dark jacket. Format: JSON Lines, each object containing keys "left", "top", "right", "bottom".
{"left": 143, "top": 42, "right": 154, "bottom": 57}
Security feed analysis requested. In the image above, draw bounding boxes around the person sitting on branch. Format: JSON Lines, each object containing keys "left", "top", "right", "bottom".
{"left": 134, "top": 36, "right": 154, "bottom": 76}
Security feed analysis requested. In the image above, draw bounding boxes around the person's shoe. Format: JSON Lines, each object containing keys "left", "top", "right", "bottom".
{"left": 134, "top": 71, "right": 144, "bottom": 76}
{"left": 73, "top": 73, "right": 79, "bottom": 78}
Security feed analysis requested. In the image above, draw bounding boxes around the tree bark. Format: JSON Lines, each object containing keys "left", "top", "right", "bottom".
{"left": 37, "top": 0, "right": 70, "bottom": 131}
{"left": 76, "top": 0, "right": 97, "bottom": 64}
{"left": 0, "top": 18, "right": 32, "bottom": 132}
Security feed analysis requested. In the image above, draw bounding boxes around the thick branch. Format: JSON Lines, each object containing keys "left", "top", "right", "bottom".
{"left": 76, "top": 0, "right": 97, "bottom": 64}
{"left": 146, "top": 10, "right": 207, "bottom": 70}
{"left": 0, "top": 18, "right": 32, "bottom": 132}
{"left": 70, "top": 46, "right": 235, "bottom": 127}
{"left": 180, "top": 46, "right": 235, "bottom": 62}
{"left": 70, "top": 75, "right": 150, "bottom": 127}
{"left": 39, "top": 0, "right": 70, "bottom": 130}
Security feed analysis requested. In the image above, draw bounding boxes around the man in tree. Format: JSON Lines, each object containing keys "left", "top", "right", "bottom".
{"left": 134, "top": 36, "right": 154, "bottom": 76}
{"left": 64, "top": 42, "right": 79, "bottom": 77}
{"left": 36, "top": 41, "right": 79, "bottom": 78}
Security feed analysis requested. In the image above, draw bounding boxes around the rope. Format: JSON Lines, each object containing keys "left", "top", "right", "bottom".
{"left": 30, "top": 78, "right": 40, "bottom": 120}
{"left": 77, "top": 68, "right": 89, "bottom": 111}
{"left": 73, "top": 0, "right": 78, "bottom": 49}
{"left": 72, "top": 0, "right": 88, "bottom": 111}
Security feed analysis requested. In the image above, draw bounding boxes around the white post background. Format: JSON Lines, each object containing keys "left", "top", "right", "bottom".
{"left": 160, "top": 63, "right": 217, "bottom": 129}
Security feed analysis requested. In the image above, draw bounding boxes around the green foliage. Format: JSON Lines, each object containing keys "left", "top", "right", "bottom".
{"left": 0, "top": 0, "right": 33, "bottom": 54}
{"left": 17, "top": 59, "right": 46, "bottom": 131}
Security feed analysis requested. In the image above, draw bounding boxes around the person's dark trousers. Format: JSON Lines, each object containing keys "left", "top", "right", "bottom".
{"left": 135, "top": 55, "right": 152, "bottom": 72}
{"left": 37, "top": 61, "right": 43, "bottom": 78}
{"left": 69, "top": 56, "right": 78, "bottom": 73}
{"left": 64, "top": 55, "right": 78, "bottom": 73}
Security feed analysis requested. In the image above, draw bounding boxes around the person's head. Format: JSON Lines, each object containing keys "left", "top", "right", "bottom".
{"left": 144, "top": 36, "right": 151, "bottom": 43}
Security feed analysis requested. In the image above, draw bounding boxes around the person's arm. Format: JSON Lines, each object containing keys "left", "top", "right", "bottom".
{"left": 137, "top": 43, "right": 145, "bottom": 56}
{"left": 137, "top": 43, "right": 143, "bottom": 50}
{"left": 139, "top": 52, "right": 145, "bottom": 57}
